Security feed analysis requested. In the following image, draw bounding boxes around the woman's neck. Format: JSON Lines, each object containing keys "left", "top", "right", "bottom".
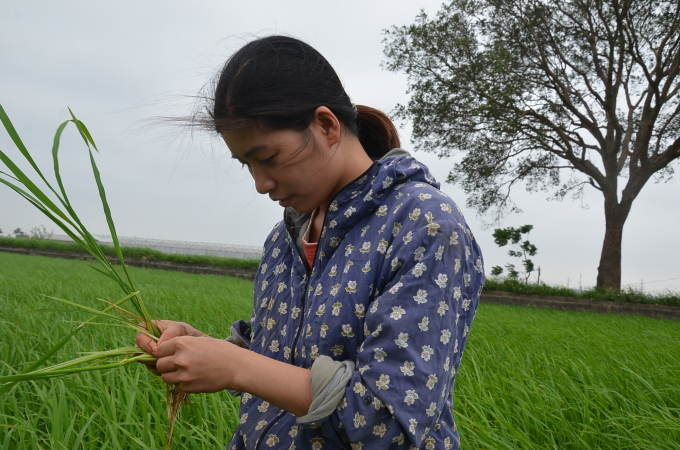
{"left": 305, "top": 207, "right": 323, "bottom": 244}
{"left": 308, "top": 138, "right": 373, "bottom": 242}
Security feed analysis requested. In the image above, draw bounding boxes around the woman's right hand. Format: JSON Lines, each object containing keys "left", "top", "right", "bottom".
{"left": 136, "top": 320, "right": 206, "bottom": 376}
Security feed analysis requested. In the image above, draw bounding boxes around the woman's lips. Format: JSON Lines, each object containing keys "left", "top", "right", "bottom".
{"left": 275, "top": 196, "right": 292, "bottom": 207}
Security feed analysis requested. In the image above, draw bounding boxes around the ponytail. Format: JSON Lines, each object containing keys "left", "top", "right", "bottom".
{"left": 355, "top": 105, "right": 401, "bottom": 160}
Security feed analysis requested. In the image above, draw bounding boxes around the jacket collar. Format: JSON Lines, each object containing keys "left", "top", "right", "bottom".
{"left": 283, "top": 150, "right": 439, "bottom": 276}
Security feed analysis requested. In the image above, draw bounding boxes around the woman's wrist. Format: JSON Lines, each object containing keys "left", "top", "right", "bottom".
{"left": 228, "top": 346, "right": 313, "bottom": 416}
{"left": 227, "top": 343, "right": 251, "bottom": 392}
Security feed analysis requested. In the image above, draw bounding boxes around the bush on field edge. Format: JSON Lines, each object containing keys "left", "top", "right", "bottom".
{"left": 484, "top": 277, "right": 680, "bottom": 307}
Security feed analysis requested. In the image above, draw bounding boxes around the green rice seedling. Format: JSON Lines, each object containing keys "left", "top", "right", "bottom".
{"left": 0, "top": 104, "right": 186, "bottom": 448}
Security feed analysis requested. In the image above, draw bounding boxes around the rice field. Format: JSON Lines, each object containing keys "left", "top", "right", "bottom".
{"left": 1, "top": 251, "right": 679, "bottom": 449}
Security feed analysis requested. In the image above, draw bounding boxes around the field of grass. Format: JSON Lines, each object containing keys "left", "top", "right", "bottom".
{"left": 1, "top": 251, "right": 679, "bottom": 449}
{"left": 457, "top": 302, "right": 680, "bottom": 448}
{"left": 0, "top": 252, "right": 253, "bottom": 449}
{"left": 0, "top": 237, "right": 261, "bottom": 270}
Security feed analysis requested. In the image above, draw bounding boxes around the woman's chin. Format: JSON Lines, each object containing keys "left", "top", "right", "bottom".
{"left": 288, "top": 202, "right": 316, "bottom": 215}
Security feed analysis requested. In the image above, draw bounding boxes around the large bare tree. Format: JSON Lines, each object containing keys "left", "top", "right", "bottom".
{"left": 383, "top": 0, "right": 680, "bottom": 290}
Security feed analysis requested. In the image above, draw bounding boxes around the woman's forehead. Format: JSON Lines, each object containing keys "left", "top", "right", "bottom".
{"left": 221, "top": 131, "right": 266, "bottom": 162}
{"left": 223, "top": 128, "right": 303, "bottom": 159}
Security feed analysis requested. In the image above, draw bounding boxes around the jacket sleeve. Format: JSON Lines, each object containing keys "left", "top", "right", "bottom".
{"left": 309, "top": 208, "right": 484, "bottom": 449}
{"left": 226, "top": 319, "right": 252, "bottom": 349}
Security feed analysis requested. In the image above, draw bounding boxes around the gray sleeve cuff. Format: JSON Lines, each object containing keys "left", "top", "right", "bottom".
{"left": 296, "top": 356, "right": 355, "bottom": 424}
{"left": 225, "top": 324, "right": 250, "bottom": 349}
{"left": 225, "top": 324, "right": 250, "bottom": 397}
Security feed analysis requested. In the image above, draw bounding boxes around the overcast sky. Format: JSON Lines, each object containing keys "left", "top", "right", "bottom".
{"left": 1, "top": 1, "right": 678, "bottom": 292}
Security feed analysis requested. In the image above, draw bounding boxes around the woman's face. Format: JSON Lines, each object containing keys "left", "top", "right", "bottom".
{"left": 221, "top": 109, "right": 344, "bottom": 214}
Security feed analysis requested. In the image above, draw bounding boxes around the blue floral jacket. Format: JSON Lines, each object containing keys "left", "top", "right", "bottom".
{"left": 228, "top": 155, "right": 484, "bottom": 450}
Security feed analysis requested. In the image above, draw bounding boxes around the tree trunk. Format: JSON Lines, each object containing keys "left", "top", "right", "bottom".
{"left": 596, "top": 198, "right": 632, "bottom": 291}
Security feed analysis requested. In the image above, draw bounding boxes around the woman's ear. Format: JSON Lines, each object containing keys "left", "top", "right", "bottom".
{"left": 312, "top": 106, "right": 341, "bottom": 149}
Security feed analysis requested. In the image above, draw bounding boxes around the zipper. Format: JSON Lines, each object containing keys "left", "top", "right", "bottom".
{"left": 288, "top": 207, "right": 328, "bottom": 366}
{"left": 253, "top": 409, "right": 286, "bottom": 450}
{"left": 254, "top": 164, "right": 376, "bottom": 450}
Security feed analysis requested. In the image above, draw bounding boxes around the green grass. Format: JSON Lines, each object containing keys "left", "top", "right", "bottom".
{"left": 0, "top": 251, "right": 253, "bottom": 449}
{"left": 457, "top": 303, "right": 680, "bottom": 449}
{"left": 0, "top": 237, "right": 261, "bottom": 270}
{"left": 485, "top": 277, "right": 680, "bottom": 307}
{"left": 1, "top": 252, "right": 679, "bottom": 449}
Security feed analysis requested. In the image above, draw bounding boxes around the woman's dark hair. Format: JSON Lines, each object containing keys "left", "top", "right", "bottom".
{"left": 210, "top": 35, "right": 400, "bottom": 160}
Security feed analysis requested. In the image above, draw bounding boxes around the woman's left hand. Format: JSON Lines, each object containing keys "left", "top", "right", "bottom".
{"left": 155, "top": 336, "right": 239, "bottom": 393}
{"left": 157, "top": 335, "right": 314, "bottom": 416}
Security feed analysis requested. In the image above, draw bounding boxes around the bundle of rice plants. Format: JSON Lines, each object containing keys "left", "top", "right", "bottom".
{"left": 0, "top": 104, "right": 186, "bottom": 448}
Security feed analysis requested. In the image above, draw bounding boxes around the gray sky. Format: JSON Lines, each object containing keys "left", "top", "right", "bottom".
{"left": 1, "top": 1, "right": 678, "bottom": 292}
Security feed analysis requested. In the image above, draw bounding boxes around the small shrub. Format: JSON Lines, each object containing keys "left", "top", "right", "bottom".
{"left": 491, "top": 225, "right": 539, "bottom": 283}
{"left": 29, "top": 225, "right": 53, "bottom": 240}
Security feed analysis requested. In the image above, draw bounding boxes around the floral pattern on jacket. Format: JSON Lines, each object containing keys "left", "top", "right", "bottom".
{"left": 229, "top": 155, "right": 484, "bottom": 450}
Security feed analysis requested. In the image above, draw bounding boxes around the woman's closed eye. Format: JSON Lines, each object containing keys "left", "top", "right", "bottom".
{"left": 259, "top": 155, "right": 275, "bottom": 167}
{"left": 239, "top": 156, "right": 275, "bottom": 169}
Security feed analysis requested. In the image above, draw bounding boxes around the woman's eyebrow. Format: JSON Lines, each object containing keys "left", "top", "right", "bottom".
{"left": 231, "top": 145, "right": 267, "bottom": 160}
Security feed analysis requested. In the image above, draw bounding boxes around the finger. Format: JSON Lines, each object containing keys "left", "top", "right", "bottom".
{"left": 136, "top": 332, "right": 158, "bottom": 356}
{"left": 157, "top": 332, "right": 173, "bottom": 348}
{"left": 155, "top": 355, "right": 180, "bottom": 374}
{"left": 156, "top": 335, "right": 184, "bottom": 358}
{"left": 147, "top": 340, "right": 159, "bottom": 356}
{"left": 141, "top": 359, "right": 158, "bottom": 370}
{"left": 137, "top": 321, "right": 162, "bottom": 356}
{"left": 135, "top": 358, "right": 161, "bottom": 375}
{"left": 153, "top": 320, "right": 169, "bottom": 336}
{"left": 161, "top": 371, "right": 181, "bottom": 386}
{"left": 147, "top": 366, "right": 162, "bottom": 376}
{"left": 135, "top": 331, "right": 153, "bottom": 347}
{"left": 157, "top": 324, "right": 186, "bottom": 347}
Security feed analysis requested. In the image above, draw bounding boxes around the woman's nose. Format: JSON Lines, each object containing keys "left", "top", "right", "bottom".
{"left": 250, "top": 167, "right": 276, "bottom": 195}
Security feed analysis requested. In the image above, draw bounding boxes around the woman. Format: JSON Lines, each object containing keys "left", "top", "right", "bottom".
{"left": 137, "top": 35, "right": 484, "bottom": 450}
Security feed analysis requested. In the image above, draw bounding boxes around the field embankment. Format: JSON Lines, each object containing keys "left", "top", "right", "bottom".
{"left": 4, "top": 237, "right": 678, "bottom": 308}
{"left": 0, "top": 237, "right": 260, "bottom": 270}
{"left": 0, "top": 244, "right": 257, "bottom": 281}
{"left": 1, "top": 251, "right": 679, "bottom": 448}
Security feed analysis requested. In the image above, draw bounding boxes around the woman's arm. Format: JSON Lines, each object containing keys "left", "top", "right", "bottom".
{"left": 154, "top": 336, "right": 313, "bottom": 417}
